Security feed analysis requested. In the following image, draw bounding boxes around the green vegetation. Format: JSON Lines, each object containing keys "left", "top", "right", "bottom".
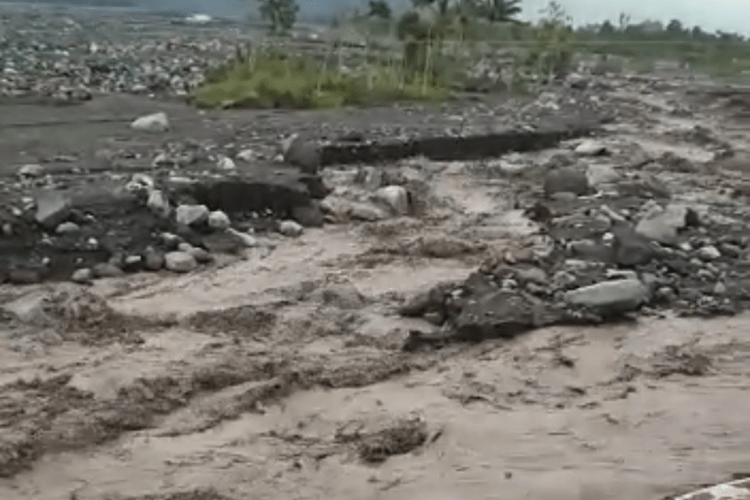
{"left": 191, "top": 0, "right": 750, "bottom": 110}
{"left": 189, "top": 46, "right": 448, "bottom": 110}
{"left": 258, "top": 0, "right": 300, "bottom": 35}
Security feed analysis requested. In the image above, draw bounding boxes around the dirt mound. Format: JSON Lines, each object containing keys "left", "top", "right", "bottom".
{"left": 184, "top": 305, "right": 277, "bottom": 338}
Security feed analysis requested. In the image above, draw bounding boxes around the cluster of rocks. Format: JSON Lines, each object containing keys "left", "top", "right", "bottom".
{"left": 0, "top": 164, "right": 318, "bottom": 285}
{"left": 400, "top": 138, "right": 750, "bottom": 348}
{"left": 0, "top": 9, "right": 243, "bottom": 100}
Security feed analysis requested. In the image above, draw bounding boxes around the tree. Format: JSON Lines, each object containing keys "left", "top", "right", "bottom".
{"left": 258, "top": 0, "right": 299, "bottom": 35}
{"left": 618, "top": 12, "right": 631, "bottom": 32}
{"left": 599, "top": 20, "right": 615, "bottom": 36}
{"left": 475, "top": 0, "right": 522, "bottom": 23}
{"left": 412, "top": 0, "right": 451, "bottom": 15}
{"left": 368, "top": 0, "right": 392, "bottom": 19}
{"left": 666, "top": 18, "right": 684, "bottom": 37}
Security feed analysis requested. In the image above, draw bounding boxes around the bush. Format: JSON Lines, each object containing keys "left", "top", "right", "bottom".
{"left": 189, "top": 48, "right": 449, "bottom": 110}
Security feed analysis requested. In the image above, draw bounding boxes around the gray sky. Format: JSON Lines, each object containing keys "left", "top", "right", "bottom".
{"left": 519, "top": 0, "right": 749, "bottom": 35}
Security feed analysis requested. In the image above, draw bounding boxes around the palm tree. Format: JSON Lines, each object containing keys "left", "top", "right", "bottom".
{"left": 478, "top": 0, "right": 522, "bottom": 23}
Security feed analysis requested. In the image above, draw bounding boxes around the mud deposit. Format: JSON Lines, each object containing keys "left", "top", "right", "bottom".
{"left": 3, "top": 73, "right": 750, "bottom": 500}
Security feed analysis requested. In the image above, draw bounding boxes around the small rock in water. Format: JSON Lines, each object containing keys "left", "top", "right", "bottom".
{"left": 188, "top": 246, "right": 213, "bottom": 263}
{"left": 93, "top": 263, "right": 125, "bottom": 278}
{"left": 236, "top": 149, "right": 255, "bottom": 161}
{"left": 575, "top": 140, "right": 608, "bottom": 156}
{"left": 56, "top": 222, "right": 81, "bottom": 235}
{"left": 165, "top": 251, "right": 198, "bottom": 273}
{"left": 565, "top": 279, "right": 650, "bottom": 316}
{"left": 349, "top": 202, "right": 388, "bottom": 221}
{"left": 226, "top": 228, "right": 258, "bottom": 248}
{"left": 130, "top": 112, "right": 169, "bottom": 132}
{"left": 697, "top": 245, "right": 721, "bottom": 261}
{"left": 71, "top": 268, "right": 94, "bottom": 284}
{"left": 35, "top": 191, "right": 72, "bottom": 230}
{"left": 207, "top": 210, "right": 231, "bottom": 230}
{"left": 279, "top": 220, "right": 304, "bottom": 237}
{"left": 17, "top": 164, "right": 45, "bottom": 179}
{"left": 175, "top": 204, "right": 209, "bottom": 227}
{"left": 586, "top": 163, "right": 620, "bottom": 187}
{"left": 374, "top": 186, "right": 409, "bottom": 215}
{"left": 217, "top": 156, "right": 236, "bottom": 170}
{"left": 544, "top": 167, "right": 590, "bottom": 197}
{"left": 144, "top": 247, "right": 165, "bottom": 271}
{"left": 147, "top": 189, "right": 171, "bottom": 218}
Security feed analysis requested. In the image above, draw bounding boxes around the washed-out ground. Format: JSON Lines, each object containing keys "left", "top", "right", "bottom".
{"left": 2, "top": 75, "right": 750, "bottom": 500}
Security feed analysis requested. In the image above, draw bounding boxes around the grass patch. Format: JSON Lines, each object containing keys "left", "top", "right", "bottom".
{"left": 189, "top": 48, "right": 449, "bottom": 110}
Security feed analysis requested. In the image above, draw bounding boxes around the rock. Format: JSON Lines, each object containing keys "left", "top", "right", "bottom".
{"left": 565, "top": 279, "right": 650, "bottom": 316}
{"left": 147, "top": 189, "right": 171, "bottom": 218}
{"left": 453, "top": 290, "right": 546, "bottom": 340}
{"left": 226, "top": 228, "right": 258, "bottom": 248}
{"left": 586, "top": 164, "right": 620, "bottom": 187}
{"left": 188, "top": 247, "right": 213, "bottom": 264}
{"left": 313, "top": 283, "right": 366, "bottom": 309}
{"left": 175, "top": 204, "right": 209, "bottom": 227}
{"left": 236, "top": 149, "right": 255, "bottom": 161}
{"left": 374, "top": 186, "right": 409, "bottom": 215}
{"left": 713, "top": 282, "right": 727, "bottom": 295}
{"left": 543, "top": 168, "right": 590, "bottom": 197}
{"left": 130, "top": 112, "right": 169, "bottom": 132}
{"left": 56, "top": 221, "right": 81, "bottom": 235}
{"left": 165, "top": 251, "right": 198, "bottom": 273}
{"left": 217, "top": 156, "right": 236, "bottom": 170}
{"left": 697, "top": 245, "right": 721, "bottom": 261}
{"left": 419, "top": 235, "right": 481, "bottom": 258}
{"left": 355, "top": 166, "right": 385, "bottom": 190}
{"left": 292, "top": 203, "right": 325, "bottom": 227}
{"left": 18, "top": 163, "right": 45, "bottom": 178}
{"left": 122, "top": 255, "right": 144, "bottom": 272}
{"left": 144, "top": 247, "right": 165, "bottom": 271}
{"left": 93, "top": 263, "right": 125, "bottom": 278}
{"left": 279, "top": 220, "right": 304, "bottom": 237}
{"left": 202, "top": 231, "right": 245, "bottom": 254}
{"left": 71, "top": 268, "right": 94, "bottom": 283}
{"left": 349, "top": 202, "right": 388, "bottom": 221}
{"left": 126, "top": 173, "right": 155, "bottom": 194}
{"left": 283, "top": 135, "right": 321, "bottom": 174}
{"left": 35, "top": 191, "right": 72, "bottom": 229}
{"left": 612, "top": 223, "right": 655, "bottom": 266}
{"left": 513, "top": 266, "right": 548, "bottom": 285}
{"left": 161, "top": 232, "right": 182, "bottom": 251}
{"left": 575, "top": 140, "right": 608, "bottom": 156}
{"left": 635, "top": 217, "right": 678, "bottom": 246}
{"left": 207, "top": 210, "right": 231, "bottom": 230}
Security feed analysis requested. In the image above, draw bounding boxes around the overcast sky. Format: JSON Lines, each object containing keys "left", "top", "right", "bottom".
{"left": 517, "top": 0, "right": 750, "bottom": 35}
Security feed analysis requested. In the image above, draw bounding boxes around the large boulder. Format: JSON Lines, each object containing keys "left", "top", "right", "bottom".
{"left": 544, "top": 167, "right": 591, "bottom": 197}
{"left": 565, "top": 279, "right": 650, "bottom": 316}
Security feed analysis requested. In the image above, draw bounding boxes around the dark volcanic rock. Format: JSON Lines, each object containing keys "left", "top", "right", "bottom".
{"left": 178, "top": 170, "right": 324, "bottom": 219}
{"left": 201, "top": 231, "right": 245, "bottom": 254}
{"left": 284, "top": 136, "right": 321, "bottom": 174}
{"left": 612, "top": 223, "right": 655, "bottom": 267}
{"left": 453, "top": 290, "right": 557, "bottom": 341}
{"left": 544, "top": 167, "right": 591, "bottom": 197}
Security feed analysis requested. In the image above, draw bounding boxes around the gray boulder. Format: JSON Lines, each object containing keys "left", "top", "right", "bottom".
{"left": 565, "top": 279, "right": 650, "bottom": 316}
{"left": 165, "top": 251, "right": 198, "bottom": 273}
{"left": 35, "top": 191, "right": 72, "bottom": 230}
{"left": 544, "top": 167, "right": 591, "bottom": 197}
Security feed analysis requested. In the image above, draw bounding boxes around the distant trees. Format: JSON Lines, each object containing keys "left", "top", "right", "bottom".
{"left": 367, "top": 0, "right": 392, "bottom": 19}
{"left": 258, "top": 0, "right": 299, "bottom": 35}
{"left": 474, "top": 0, "right": 523, "bottom": 23}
